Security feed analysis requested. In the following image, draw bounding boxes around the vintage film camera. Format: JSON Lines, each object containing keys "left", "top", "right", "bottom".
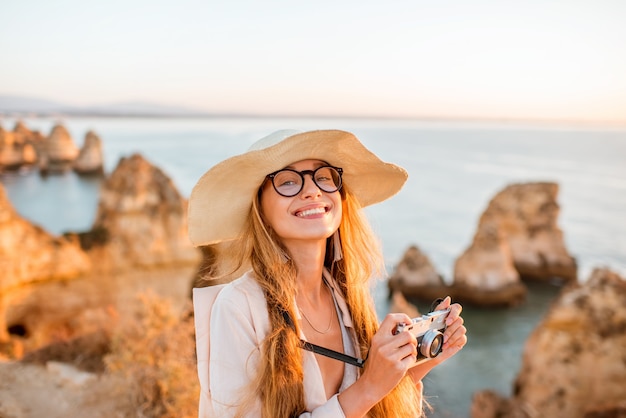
{"left": 394, "top": 308, "right": 451, "bottom": 367}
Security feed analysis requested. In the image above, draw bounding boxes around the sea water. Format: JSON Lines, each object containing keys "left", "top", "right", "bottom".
{"left": 1, "top": 116, "right": 625, "bottom": 417}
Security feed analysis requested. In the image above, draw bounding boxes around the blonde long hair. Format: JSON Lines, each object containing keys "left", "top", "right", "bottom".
{"left": 214, "top": 185, "right": 424, "bottom": 418}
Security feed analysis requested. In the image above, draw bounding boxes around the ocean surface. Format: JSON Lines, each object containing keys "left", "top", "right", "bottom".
{"left": 1, "top": 116, "right": 625, "bottom": 417}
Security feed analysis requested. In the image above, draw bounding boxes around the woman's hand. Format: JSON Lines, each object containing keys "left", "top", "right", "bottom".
{"left": 338, "top": 313, "right": 418, "bottom": 417}
{"left": 338, "top": 300, "right": 466, "bottom": 417}
{"left": 407, "top": 296, "right": 467, "bottom": 383}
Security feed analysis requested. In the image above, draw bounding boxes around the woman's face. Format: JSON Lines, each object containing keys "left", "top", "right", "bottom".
{"left": 260, "top": 159, "right": 342, "bottom": 246}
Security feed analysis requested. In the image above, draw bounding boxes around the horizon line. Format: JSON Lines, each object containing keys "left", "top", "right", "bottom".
{"left": 1, "top": 109, "right": 626, "bottom": 129}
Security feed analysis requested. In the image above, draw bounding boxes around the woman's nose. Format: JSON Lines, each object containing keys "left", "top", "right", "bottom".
{"left": 300, "top": 174, "right": 322, "bottom": 198}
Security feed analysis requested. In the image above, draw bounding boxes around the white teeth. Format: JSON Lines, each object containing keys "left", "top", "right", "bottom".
{"left": 297, "top": 207, "right": 326, "bottom": 217}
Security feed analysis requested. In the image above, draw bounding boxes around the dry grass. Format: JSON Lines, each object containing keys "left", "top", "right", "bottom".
{"left": 104, "top": 291, "right": 199, "bottom": 418}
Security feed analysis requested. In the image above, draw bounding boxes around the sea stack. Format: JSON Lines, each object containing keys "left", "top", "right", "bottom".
{"left": 387, "top": 245, "right": 449, "bottom": 304}
{"left": 74, "top": 130, "right": 104, "bottom": 175}
{"left": 88, "top": 153, "right": 200, "bottom": 270}
{"left": 471, "top": 268, "right": 626, "bottom": 418}
{"left": 450, "top": 182, "right": 576, "bottom": 306}
{"left": 40, "top": 124, "right": 79, "bottom": 173}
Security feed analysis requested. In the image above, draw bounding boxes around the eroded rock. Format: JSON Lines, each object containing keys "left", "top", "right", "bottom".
{"left": 74, "top": 130, "right": 104, "bottom": 175}
{"left": 0, "top": 183, "right": 91, "bottom": 341}
{"left": 89, "top": 153, "right": 200, "bottom": 270}
{"left": 40, "top": 124, "right": 79, "bottom": 172}
{"left": 388, "top": 245, "right": 450, "bottom": 303}
{"left": 451, "top": 182, "right": 576, "bottom": 307}
{"left": 472, "top": 268, "right": 626, "bottom": 417}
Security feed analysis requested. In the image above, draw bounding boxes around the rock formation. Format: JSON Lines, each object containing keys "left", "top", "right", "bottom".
{"left": 0, "top": 122, "right": 44, "bottom": 170}
{"left": 13, "top": 120, "right": 45, "bottom": 164}
{"left": 452, "top": 222, "right": 527, "bottom": 307}
{"left": 0, "top": 183, "right": 91, "bottom": 291}
{"left": 0, "top": 126, "right": 21, "bottom": 169}
{"left": 0, "top": 183, "right": 91, "bottom": 341}
{"left": 73, "top": 130, "right": 104, "bottom": 175}
{"left": 387, "top": 245, "right": 450, "bottom": 303}
{"left": 461, "top": 182, "right": 576, "bottom": 283}
{"left": 471, "top": 268, "right": 626, "bottom": 418}
{"left": 0, "top": 121, "right": 104, "bottom": 175}
{"left": 388, "top": 290, "right": 420, "bottom": 318}
{"left": 88, "top": 153, "right": 200, "bottom": 270}
{"left": 40, "top": 124, "right": 79, "bottom": 173}
{"left": 0, "top": 153, "right": 200, "bottom": 352}
{"left": 449, "top": 182, "right": 576, "bottom": 306}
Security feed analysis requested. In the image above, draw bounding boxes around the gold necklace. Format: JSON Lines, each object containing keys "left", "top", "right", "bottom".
{"left": 298, "top": 283, "right": 334, "bottom": 334}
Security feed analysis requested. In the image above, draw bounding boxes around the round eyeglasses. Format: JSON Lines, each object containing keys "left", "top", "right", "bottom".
{"left": 266, "top": 166, "right": 343, "bottom": 197}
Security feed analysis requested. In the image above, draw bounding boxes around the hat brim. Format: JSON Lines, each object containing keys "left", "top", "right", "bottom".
{"left": 188, "top": 130, "right": 407, "bottom": 246}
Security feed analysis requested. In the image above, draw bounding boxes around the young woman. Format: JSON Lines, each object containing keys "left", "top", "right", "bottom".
{"left": 189, "top": 130, "right": 467, "bottom": 417}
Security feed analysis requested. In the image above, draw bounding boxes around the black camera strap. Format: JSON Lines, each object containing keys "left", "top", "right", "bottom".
{"left": 430, "top": 297, "right": 445, "bottom": 313}
{"left": 299, "top": 340, "right": 365, "bottom": 368}
{"left": 281, "top": 309, "right": 365, "bottom": 369}
{"left": 277, "top": 297, "right": 448, "bottom": 370}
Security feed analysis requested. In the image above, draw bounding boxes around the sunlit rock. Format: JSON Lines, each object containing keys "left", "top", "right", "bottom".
{"left": 40, "top": 123, "right": 79, "bottom": 172}
{"left": 388, "top": 290, "right": 420, "bottom": 318}
{"left": 0, "top": 127, "right": 22, "bottom": 169}
{"left": 387, "top": 245, "right": 449, "bottom": 304}
{"left": 73, "top": 130, "right": 104, "bottom": 175}
{"left": 88, "top": 153, "right": 200, "bottom": 270}
{"left": 0, "top": 183, "right": 91, "bottom": 341}
{"left": 479, "top": 182, "right": 576, "bottom": 282}
{"left": 451, "top": 182, "right": 576, "bottom": 307}
{"left": 452, "top": 222, "right": 527, "bottom": 307}
{"left": 471, "top": 268, "right": 626, "bottom": 418}
{"left": 0, "top": 122, "right": 45, "bottom": 170}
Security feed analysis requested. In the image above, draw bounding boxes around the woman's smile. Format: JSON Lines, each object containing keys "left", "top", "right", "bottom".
{"left": 294, "top": 204, "right": 330, "bottom": 218}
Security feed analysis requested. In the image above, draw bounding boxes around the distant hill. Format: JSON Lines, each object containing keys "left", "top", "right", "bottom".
{"left": 0, "top": 94, "right": 211, "bottom": 117}
{"left": 0, "top": 95, "right": 71, "bottom": 113}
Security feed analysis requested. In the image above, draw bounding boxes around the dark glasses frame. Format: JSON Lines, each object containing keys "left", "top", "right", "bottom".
{"left": 266, "top": 165, "right": 343, "bottom": 197}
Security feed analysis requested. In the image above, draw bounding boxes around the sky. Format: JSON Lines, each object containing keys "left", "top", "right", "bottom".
{"left": 1, "top": 0, "right": 626, "bottom": 123}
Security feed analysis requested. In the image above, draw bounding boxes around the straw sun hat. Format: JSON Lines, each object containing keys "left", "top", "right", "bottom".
{"left": 187, "top": 129, "right": 408, "bottom": 246}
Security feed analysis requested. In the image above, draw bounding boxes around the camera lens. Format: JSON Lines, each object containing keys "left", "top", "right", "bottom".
{"left": 420, "top": 330, "right": 444, "bottom": 358}
{"left": 428, "top": 334, "right": 443, "bottom": 357}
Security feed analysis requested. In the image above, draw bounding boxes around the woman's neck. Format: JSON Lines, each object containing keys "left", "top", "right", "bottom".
{"left": 285, "top": 239, "right": 327, "bottom": 303}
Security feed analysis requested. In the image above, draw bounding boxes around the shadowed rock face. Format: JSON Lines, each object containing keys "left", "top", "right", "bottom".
{"left": 458, "top": 182, "right": 577, "bottom": 284}
{"left": 390, "top": 245, "right": 445, "bottom": 287}
{"left": 90, "top": 153, "right": 200, "bottom": 270}
{"left": 387, "top": 245, "right": 452, "bottom": 304}
{"left": 471, "top": 268, "right": 626, "bottom": 418}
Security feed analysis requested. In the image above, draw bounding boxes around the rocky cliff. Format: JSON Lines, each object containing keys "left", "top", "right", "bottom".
{"left": 471, "top": 268, "right": 626, "bottom": 418}
{"left": 0, "top": 184, "right": 91, "bottom": 292}
{"left": 0, "top": 152, "right": 200, "bottom": 352}
{"left": 0, "top": 183, "right": 91, "bottom": 341}
{"left": 89, "top": 153, "right": 200, "bottom": 270}
{"left": 449, "top": 182, "right": 576, "bottom": 306}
